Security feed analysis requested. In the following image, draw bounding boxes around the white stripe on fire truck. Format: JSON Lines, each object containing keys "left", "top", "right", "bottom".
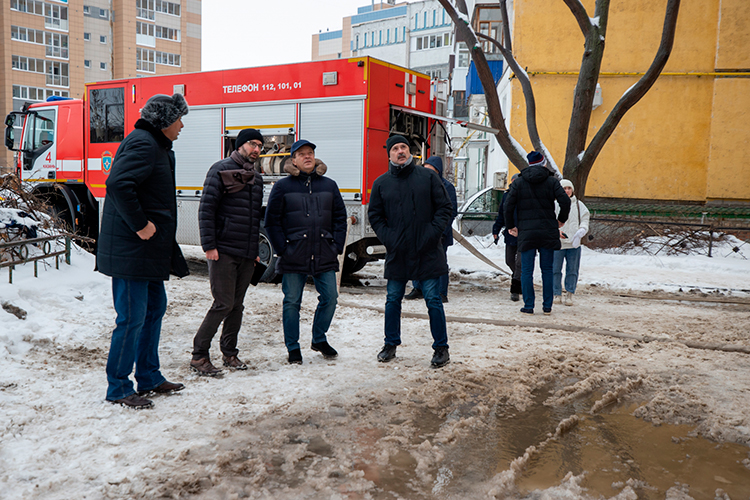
{"left": 411, "top": 74, "right": 417, "bottom": 108}
{"left": 404, "top": 72, "right": 410, "bottom": 107}
{"left": 59, "top": 160, "right": 83, "bottom": 172}
{"left": 87, "top": 159, "right": 102, "bottom": 171}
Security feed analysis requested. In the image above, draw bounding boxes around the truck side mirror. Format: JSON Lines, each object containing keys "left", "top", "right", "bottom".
{"left": 5, "top": 125, "right": 16, "bottom": 151}
{"left": 4, "top": 113, "right": 16, "bottom": 128}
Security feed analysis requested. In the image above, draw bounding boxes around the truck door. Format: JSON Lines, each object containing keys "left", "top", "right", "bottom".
{"left": 20, "top": 107, "right": 57, "bottom": 182}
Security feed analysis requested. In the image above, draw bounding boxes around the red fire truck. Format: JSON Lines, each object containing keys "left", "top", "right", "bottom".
{"left": 4, "top": 57, "right": 441, "bottom": 279}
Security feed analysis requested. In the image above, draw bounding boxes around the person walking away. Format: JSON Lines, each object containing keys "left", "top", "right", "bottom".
{"left": 404, "top": 156, "right": 458, "bottom": 303}
{"left": 368, "top": 136, "right": 454, "bottom": 367}
{"left": 97, "top": 93, "right": 189, "bottom": 409}
{"left": 264, "top": 140, "right": 348, "bottom": 365}
{"left": 492, "top": 173, "right": 522, "bottom": 301}
{"left": 554, "top": 179, "right": 590, "bottom": 306}
{"left": 190, "top": 129, "right": 265, "bottom": 376}
{"left": 504, "top": 151, "right": 570, "bottom": 315}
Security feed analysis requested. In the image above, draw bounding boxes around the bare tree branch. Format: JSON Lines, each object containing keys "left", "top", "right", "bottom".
{"left": 438, "top": 0, "right": 527, "bottom": 169}
{"left": 500, "top": 0, "right": 513, "bottom": 51}
{"left": 562, "top": 0, "right": 592, "bottom": 38}
{"left": 572, "top": 0, "right": 682, "bottom": 197}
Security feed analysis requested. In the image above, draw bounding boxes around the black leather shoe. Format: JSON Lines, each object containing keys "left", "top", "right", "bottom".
{"left": 138, "top": 380, "right": 184, "bottom": 396}
{"left": 404, "top": 288, "right": 423, "bottom": 300}
{"left": 377, "top": 344, "right": 397, "bottom": 362}
{"left": 109, "top": 393, "right": 153, "bottom": 409}
{"left": 311, "top": 341, "right": 338, "bottom": 359}
{"left": 431, "top": 347, "right": 450, "bottom": 368}
{"left": 440, "top": 294, "right": 448, "bottom": 303}
{"left": 510, "top": 293, "right": 520, "bottom": 302}
{"left": 288, "top": 348, "right": 303, "bottom": 365}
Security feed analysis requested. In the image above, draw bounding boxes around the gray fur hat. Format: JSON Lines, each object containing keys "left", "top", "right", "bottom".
{"left": 140, "top": 93, "right": 189, "bottom": 129}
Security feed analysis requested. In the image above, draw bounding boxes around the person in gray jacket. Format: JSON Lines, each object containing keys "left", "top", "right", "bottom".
{"left": 190, "top": 129, "right": 264, "bottom": 376}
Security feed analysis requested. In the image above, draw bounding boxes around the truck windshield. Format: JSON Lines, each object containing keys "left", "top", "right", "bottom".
{"left": 89, "top": 88, "right": 125, "bottom": 143}
{"left": 22, "top": 109, "right": 56, "bottom": 151}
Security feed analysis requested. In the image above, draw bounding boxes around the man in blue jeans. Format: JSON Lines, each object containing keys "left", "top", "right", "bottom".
{"left": 96, "top": 93, "right": 190, "bottom": 409}
{"left": 503, "top": 151, "right": 570, "bottom": 315}
{"left": 368, "top": 136, "right": 454, "bottom": 367}
{"left": 264, "top": 140, "right": 348, "bottom": 364}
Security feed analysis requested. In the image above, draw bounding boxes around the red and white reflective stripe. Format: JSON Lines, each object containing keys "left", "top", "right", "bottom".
{"left": 403, "top": 73, "right": 416, "bottom": 108}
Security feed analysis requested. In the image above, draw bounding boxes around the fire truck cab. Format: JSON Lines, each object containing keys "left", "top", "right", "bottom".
{"left": 5, "top": 57, "right": 438, "bottom": 280}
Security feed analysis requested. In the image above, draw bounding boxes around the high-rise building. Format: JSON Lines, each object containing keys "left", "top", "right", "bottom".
{"left": 1, "top": 0, "right": 202, "bottom": 173}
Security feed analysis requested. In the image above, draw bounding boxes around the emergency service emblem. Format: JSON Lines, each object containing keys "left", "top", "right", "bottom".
{"left": 102, "top": 151, "right": 113, "bottom": 174}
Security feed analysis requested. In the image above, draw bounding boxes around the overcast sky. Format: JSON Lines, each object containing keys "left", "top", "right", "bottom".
{"left": 201, "top": 0, "right": 384, "bottom": 70}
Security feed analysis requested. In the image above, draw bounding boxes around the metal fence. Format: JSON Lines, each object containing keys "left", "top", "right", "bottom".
{"left": 0, "top": 234, "right": 72, "bottom": 283}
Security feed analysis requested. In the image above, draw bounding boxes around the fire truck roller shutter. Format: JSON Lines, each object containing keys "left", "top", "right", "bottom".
{"left": 298, "top": 99, "right": 364, "bottom": 202}
{"left": 171, "top": 108, "right": 223, "bottom": 246}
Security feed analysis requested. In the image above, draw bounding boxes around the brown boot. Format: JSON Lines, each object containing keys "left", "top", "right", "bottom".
{"left": 190, "top": 358, "right": 222, "bottom": 376}
{"left": 222, "top": 355, "right": 248, "bottom": 370}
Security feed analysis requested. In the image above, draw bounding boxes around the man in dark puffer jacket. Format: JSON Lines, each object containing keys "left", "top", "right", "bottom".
{"left": 368, "top": 135, "right": 454, "bottom": 368}
{"left": 190, "top": 129, "right": 264, "bottom": 376}
{"left": 97, "top": 93, "right": 189, "bottom": 409}
{"left": 264, "top": 140, "right": 347, "bottom": 365}
{"left": 504, "top": 151, "right": 571, "bottom": 315}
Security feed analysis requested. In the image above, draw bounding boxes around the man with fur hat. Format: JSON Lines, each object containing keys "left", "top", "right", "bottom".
{"left": 504, "top": 151, "right": 570, "bottom": 315}
{"left": 368, "top": 136, "right": 454, "bottom": 368}
{"left": 553, "top": 179, "right": 590, "bottom": 306}
{"left": 264, "top": 139, "right": 348, "bottom": 365}
{"left": 404, "top": 155, "right": 458, "bottom": 303}
{"left": 97, "top": 93, "right": 189, "bottom": 409}
{"left": 190, "top": 129, "right": 265, "bottom": 376}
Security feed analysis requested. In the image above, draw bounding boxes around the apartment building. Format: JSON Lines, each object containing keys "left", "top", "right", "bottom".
{"left": 1, "top": 0, "right": 202, "bottom": 173}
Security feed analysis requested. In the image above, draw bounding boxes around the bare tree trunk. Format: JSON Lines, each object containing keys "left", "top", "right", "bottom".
{"left": 438, "top": 0, "right": 527, "bottom": 170}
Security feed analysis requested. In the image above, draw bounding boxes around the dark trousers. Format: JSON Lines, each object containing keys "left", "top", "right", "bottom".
{"left": 192, "top": 254, "right": 255, "bottom": 360}
{"left": 520, "top": 247, "right": 554, "bottom": 311}
{"left": 506, "top": 243, "right": 522, "bottom": 293}
{"left": 385, "top": 278, "right": 448, "bottom": 349}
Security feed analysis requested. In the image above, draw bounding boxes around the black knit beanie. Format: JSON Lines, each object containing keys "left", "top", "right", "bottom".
{"left": 236, "top": 128, "right": 264, "bottom": 150}
{"left": 386, "top": 135, "right": 409, "bottom": 155}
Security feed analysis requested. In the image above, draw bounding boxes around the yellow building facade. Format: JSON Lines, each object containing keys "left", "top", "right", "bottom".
{"left": 509, "top": 0, "right": 749, "bottom": 204}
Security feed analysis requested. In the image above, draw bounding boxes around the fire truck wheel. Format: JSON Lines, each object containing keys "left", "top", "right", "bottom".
{"left": 258, "top": 226, "right": 280, "bottom": 283}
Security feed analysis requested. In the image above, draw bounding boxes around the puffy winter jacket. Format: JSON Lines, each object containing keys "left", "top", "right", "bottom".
{"left": 97, "top": 119, "right": 182, "bottom": 281}
{"left": 264, "top": 160, "right": 347, "bottom": 275}
{"left": 556, "top": 195, "right": 590, "bottom": 249}
{"left": 368, "top": 158, "right": 453, "bottom": 280}
{"left": 424, "top": 156, "right": 458, "bottom": 247}
{"left": 503, "top": 164, "right": 571, "bottom": 253}
{"left": 199, "top": 153, "right": 263, "bottom": 259}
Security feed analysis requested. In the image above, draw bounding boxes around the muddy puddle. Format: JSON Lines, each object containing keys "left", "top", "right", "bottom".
{"left": 364, "top": 388, "right": 750, "bottom": 498}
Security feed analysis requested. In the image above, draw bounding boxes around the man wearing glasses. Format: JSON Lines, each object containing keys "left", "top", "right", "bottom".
{"left": 190, "top": 128, "right": 265, "bottom": 376}
{"left": 264, "top": 139, "right": 348, "bottom": 365}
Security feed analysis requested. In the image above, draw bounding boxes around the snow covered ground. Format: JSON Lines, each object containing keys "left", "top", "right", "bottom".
{"left": 1, "top": 236, "right": 749, "bottom": 499}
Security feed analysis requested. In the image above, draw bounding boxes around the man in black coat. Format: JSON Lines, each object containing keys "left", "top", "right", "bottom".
{"left": 504, "top": 151, "right": 571, "bottom": 315}
{"left": 368, "top": 135, "right": 454, "bottom": 368}
{"left": 492, "top": 173, "right": 522, "bottom": 301}
{"left": 97, "top": 93, "right": 189, "bottom": 409}
{"left": 404, "top": 155, "right": 458, "bottom": 303}
{"left": 190, "top": 129, "right": 264, "bottom": 376}
{"left": 264, "top": 140, "right": 347, "bottom": 365}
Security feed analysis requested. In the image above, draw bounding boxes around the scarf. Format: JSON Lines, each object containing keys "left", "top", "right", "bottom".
{"left": 219, "top": 150, "right": 256, "bottom": 194}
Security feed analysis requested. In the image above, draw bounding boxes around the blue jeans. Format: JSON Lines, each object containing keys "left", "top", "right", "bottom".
{"left": 282, "top": 271, "right": 338, "bottom": 351}
{"left": 106, "top": 278, "right": 167, "bottom": 401}
{"left": 553, "top": 247, "right": 582, "bottom": 295}
{"left": 384, "top": 278, "right": 448, "bottom": 349}
{"left": 413, "top": 244, "right": 450, "bottom": 296}
{"left": 520, "top": 248, "right": 555, "bottom": 311}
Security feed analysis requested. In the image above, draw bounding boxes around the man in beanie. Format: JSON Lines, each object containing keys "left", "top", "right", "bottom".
{"left": 368, "top": 136, "right": 454, "bottom": 367}
{"left": 190, "top": 129, "right": 265, "bottom": 376}
{"left": 404, "top": 155, "right": 458, "bottom": 303}
{"left": 553, "top": 179, "right": 590, "bottom": 306}
{"left": 97, "top": 93, "right": 189, "bottom": 409}
{"left": 492, "top": 173, "right": 522, "bottom": 301}
{"left": 264, "top": 139, "right": 347, "bottom": 365}
{"left": 504, "top": 151, "right": 570, "bottom": 315}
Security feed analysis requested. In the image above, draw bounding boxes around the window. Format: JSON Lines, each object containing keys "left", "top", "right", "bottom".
{"left": 433, "top": 9, "right": 436, "bottom": 27}
{"left": 136, "top": 48, "right": 155, "bottom": 72}
{"left": 83, "top": 32, "right": 91, "bottom": 41}
{"left": 423, "top": 12, "right": 427, "bottom": 28}
{"left": 45, "top": 32, "right": 69, "bottom": 58}
{"left": 89, "top": 87, "right": 125, "bottom": 143}
{"left": 137, "top": 21, "right": 155, "bottom": 36}
{"left": 11, "top": 26, "right": 45, "bottom": 44}
{"left": 84, "top": 60, "right": 91, "bottom": 68}
{"left": 444, "top": 33, "right": 451, "bottom": 46}
{"left": 430, "top": 35, "right": 436, "bottom": 48}
{"left": 100, "top": 62, "right": 107, "bottom": 70}
{"left": 22, "top": 108, "right": 56, "bottom": 154}
{"left": 156, "top": 50, "right": 181, "bottom": 67}
{"left": 155, "top": 25, "right": 180, "bottom": 41}
{"left": 11, "top": 0, "right": 44, "bottom": 15}
{"left": 12, "top": 55, "right": 46, "bottom": 73}
{"left": 136, "top": 0, "right": 155, "bottom": 20}
{"left": 46, "top": 61, "right": 69, "bottom": 87}
{"left": 100, "top": 35, "right": 107, "bottom": 43}
{"left": 379, "top": 30, "right": 382, "bottom": 45}
{"left": 416, "top": 37, "right": 422, "bottom": 50}
{"left": 83, "top": 5, "right": 90, "bottom": 15}
{"left": 458, "top": 43, "right": 470, "bottom": 67}
{"left": 355, "top": 34, "right": 359, "bottom": 50}
{"left": 99, "top": 8, "right": 108, "bottom": 19}
{"left": 155, "top": 0, "right": 181, "bottom": 16}
{"left": 479, "top": 21, "right": 501, "bottom": 53}
{"left": 44, "top": 3, "right": 68, "bottom": 31}
{"left": 386, "top": 29, "right": 389, "bottom": 44}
